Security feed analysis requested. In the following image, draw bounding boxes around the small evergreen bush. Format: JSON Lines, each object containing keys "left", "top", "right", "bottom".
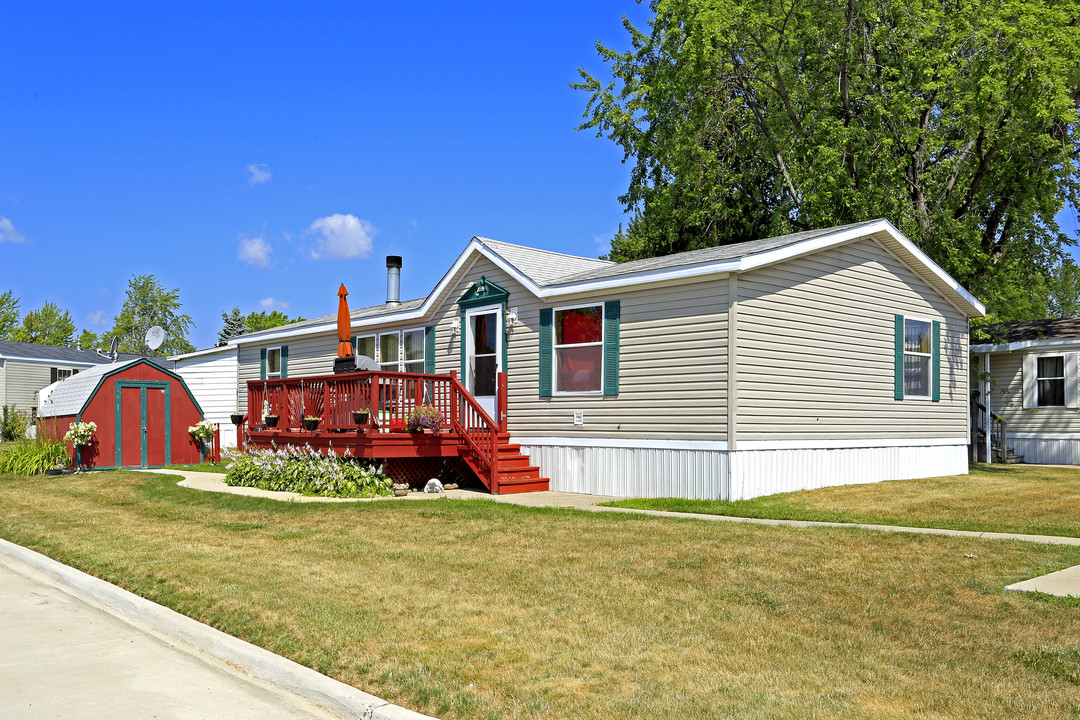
{"left": 223, "top": 444, "right": 393, "bottom": 498}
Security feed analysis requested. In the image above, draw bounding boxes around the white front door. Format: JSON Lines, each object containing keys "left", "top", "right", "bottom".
{"left": 465, "top": 305, "right": 502, "bottom": 420}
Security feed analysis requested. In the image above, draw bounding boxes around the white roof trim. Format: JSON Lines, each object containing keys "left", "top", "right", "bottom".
{"left": 232, "top": 221, "right": 984, "bottom": 345}
{"left": 0, "top": 355, "right": 100, "bottom": 367}
{"left": 169, "top": 345, "right": 239, "bottom": 361}
{"left": 971, "top": 337, "right": 1080, "bottom": 353}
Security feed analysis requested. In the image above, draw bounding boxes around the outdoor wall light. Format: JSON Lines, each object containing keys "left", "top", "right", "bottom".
{"left": 449, "top": 315, "right": 461, "bottom": 336}
{"left": 505, "top": 309, "right": 519, "bottom": 330}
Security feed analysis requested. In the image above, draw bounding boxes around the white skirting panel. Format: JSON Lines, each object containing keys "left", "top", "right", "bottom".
{"left": 1007, "top": 436, "right": 1080, "bottom": 465}
{"left": 728, "top": 444, "right": 969, "bottom": 501}
{"left": 519, "top": 443, "right": 730, "bottom": 500}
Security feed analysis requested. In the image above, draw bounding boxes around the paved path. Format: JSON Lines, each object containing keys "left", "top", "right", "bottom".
{"left": 156, "top": 468, "right": 1080, "bottom": 598}
{"left": 0, "top": 553, "right": 339, "bottom": 720}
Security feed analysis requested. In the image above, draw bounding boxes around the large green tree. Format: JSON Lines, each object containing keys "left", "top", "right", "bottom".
{"left": 11, "top": 302, "right": 76, "bottom": 346}
{"left": 0, "top": 290, "right": 19, "bottom": 340}
{"left": 103, "top": 275, "right": 194, "bottom": 356}
{"left": 245, "top": 310, "right": 304, "bottom": 333}
{"left": 217, "top": 307, "right": 250, "bottom": 346}
{"left": 575, "top": 0, "right": 1080, "bottom": 320}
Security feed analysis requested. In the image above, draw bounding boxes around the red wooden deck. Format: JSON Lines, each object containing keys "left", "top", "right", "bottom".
{"left": 238, "top": 370, "right": 548, "bottom": 494}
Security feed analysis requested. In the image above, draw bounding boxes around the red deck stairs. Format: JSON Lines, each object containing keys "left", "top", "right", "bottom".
{"left": 457, "top": 433, "right": 549, "bottom": 494}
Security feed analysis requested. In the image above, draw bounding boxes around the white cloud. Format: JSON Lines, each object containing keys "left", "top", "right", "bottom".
{"left": 259, "top": 297, "right": 290, "bottom": 310}
{"left": 0, "top": 217, "right": 25, "bottom": 244}
{"left": 86, "top": 310, "right": 107, "bottom": 326}
{"left": 247, "top": 163, "right": 272, "bottom": 185}
{"left": 238, "top": 235, "right": 272, "bottom": 268}
{"left": 308, "top": 214, "right": 375, "bottom": 260}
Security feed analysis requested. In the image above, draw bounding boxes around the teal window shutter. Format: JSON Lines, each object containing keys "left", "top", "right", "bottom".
{"left": 280, "top": 345, "right": 288, "bottom": 378}
{"left": 603, "top": 301, "right": 620, "bottom": 396}
{"left": 932, "top": 321, "right": 941, "bottom": 402}
{"left": 539, "top": 308, "right": 553, "bottom": 397}
{"left": 260, "top": 348, "right": 267, "bottom": 380}
{"left": 894, "top": 315, "right": 904, "bottom": 400}
{"left": 425, "top": 326, "right": 436, "bottom": 373}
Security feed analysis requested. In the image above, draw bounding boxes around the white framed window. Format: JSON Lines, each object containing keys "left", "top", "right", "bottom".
{"left": 266, "top": 347, "right": 282, "bottom": 379}
{"left": 553, "top": 304, "right": 604, "bottom": 395}
{"left": 1037, "top": 355, "right": 1066, "bottom": 407}
{"left": 355, "top": 334, "right": 376, "bottom": 361}
{"left": 56, "top": 368, "right": 73, "bottom": 381}
{"left": 374, "top": 329, "right": 425, "bottom": 372}
{"left": 903, "top": 317, "right": 932, "bottom": 399}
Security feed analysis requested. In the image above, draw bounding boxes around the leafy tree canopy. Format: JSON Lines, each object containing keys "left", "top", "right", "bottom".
{"left": 218, "top": 307, "right": 250, "bottom": 346}
{"left": 245, "top": 310, "right": 304, "bottom": 333}
{"left": 11, "top": 302, "right": 75, "bottom": 346}
{"left": 103, "top": 274, "right": 194, "bottom": 356}
{"left": 77, "top": 329, "right": 100, "bottom": 351}
{"left": 0, "top": 290, "right": 19, "bottom": 340}
{"left": 575, "top": 0, "right": 1080, "bottom": 322}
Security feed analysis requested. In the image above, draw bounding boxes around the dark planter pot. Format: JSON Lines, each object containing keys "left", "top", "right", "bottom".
{"left": 230, "top": 414, "right": 245, "bottom": 425}
{"left": 61, "top": 469, "right": 75, "bottom": 475}
{"left": 45, "top": 469, "right": 63, "bottom": 476}
{"left": 352, "top": 411, "right": 369, "bottom": 426}
{"left": 263, "top": 416, "right": 279, "bottom": 428}
{"left": 303, "top": 419, "right": 320, "bottom": 432}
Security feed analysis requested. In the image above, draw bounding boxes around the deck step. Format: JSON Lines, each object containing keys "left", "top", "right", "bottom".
{"left": 496, "top": 477, "right": 550, "bottom": 493}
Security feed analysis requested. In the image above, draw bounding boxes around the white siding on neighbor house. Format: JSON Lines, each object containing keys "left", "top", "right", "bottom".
{"left": 727, "top": 444, "right": 969, "bottom": 500}
{"left": 173, "top": 349, "right": 240, "bottom": 448}
{"left": 735, "top": 238, "right": 969, "bottom": 442}
{"left": 428, "top": 256, "right": 730, "bottom": 442}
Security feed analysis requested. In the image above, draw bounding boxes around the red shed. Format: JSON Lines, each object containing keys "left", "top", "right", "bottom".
{"left": 38, "top": 358, "right": 206, "bottom": 469}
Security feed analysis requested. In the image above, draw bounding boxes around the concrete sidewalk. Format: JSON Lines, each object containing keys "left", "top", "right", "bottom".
{"left": 0, "top": 553, "right": 338, "bottom": 720}
{"left": 0, "top": 539, "right": 435, "bottom": 720}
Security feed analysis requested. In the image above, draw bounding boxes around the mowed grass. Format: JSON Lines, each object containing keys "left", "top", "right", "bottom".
{"left": 607, "top": 464, "right": 1080, "bottom": 538}
{"left": 3, "top": 470, "right": 1080, "bottom": 718}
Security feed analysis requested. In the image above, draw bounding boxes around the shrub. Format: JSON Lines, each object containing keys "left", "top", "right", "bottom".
{"left": 0, "top": 438, "right": 70, "bottom": 476}
{"left": 1, "top": 405, "right": 27, "bottom": 442}
{"left": 223, "top": 444, "right": 393, "bottom": 498}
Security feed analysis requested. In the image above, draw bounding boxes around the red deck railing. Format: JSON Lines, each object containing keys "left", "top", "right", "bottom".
{"left": 245, "top": 370, "right": 508, "bottom": 491}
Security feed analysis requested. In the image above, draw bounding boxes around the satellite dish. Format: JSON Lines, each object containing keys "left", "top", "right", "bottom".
{"left": 355, "top": 355, "right": 379, "bottom": 371}
{"left": 145, "top": 326, "right": 165, "bottom": 351}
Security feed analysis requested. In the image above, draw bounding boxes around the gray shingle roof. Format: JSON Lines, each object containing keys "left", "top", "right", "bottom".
{"left": 547, "top": 220, "right": 882, "bottom": 285}
{"left": 0, "top": 340, "right": 169, "bottom": 367}
{"left": 238, "top": 297, "right": 427, "bottom": 341}
{"left": 473, "top": 238, "right": 613, "bottom": 285}
{"left": 975, "top": 317, "right": 1080, "bottom": 345}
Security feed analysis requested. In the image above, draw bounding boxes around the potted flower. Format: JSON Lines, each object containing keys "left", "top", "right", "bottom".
{"left": 263, "top": 414, "right": 279, "bottom": 428}
{"left": 63, "top": 420, "right": 97, "bottom": 471}
{"left": 45, "top": 459, "right": 67, "bottom": 476}
{"left": 405, "top": 406, "right": 445, "bottom": 434}
{"left": 188, "top": 419, "right": 216, "bottom": 443}
{"left": 303, "top": 415, "right": 321, "bottom": 431}
{"left": 230, "top": 413, "right": 245, "bottom": 425}
{"left": 352, "top": 410, "right": 370, "bottom": 426}
{"left": 391, "top": 481, "right": 410, "bottom": 497}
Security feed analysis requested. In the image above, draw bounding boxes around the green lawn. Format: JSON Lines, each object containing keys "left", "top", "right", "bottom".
{"left": 2, "top": 469, "right": 1080, "bottom": 719}
{"left": 163, "top": 462, "right": 229, "bottom": 473}
{"left": 606, "top": 463, "right": 1080, "bottom": 538}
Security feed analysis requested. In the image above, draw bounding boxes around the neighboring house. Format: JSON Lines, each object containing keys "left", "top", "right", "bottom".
{"left": 38, "top": 358, "right": 206, "bottom": 469}
{"left": 971, "top": 317, "right": 1080, "bottom": 465}
{"left": 221, "top": 218, "right": 985, "bottom": 500}
{"left": 0, "top": 340, "right": 161, "bottom": 425}
{"left": 169, "top": 345, "right": 240, "bottom": 448}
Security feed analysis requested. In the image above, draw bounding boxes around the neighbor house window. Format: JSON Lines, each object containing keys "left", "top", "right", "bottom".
{"left": 1037, "top": 356, "right": 1066, "bottom": 407}
{"left": 56, "top": 368, "right": 73, "bottom": 381}
{"left": 266, "top": 347, "right": 282, "bottom": 379}
{"left": 903, "top": 318, "right": 932, "bottom": 399}
{"left": 554, "top": 304, "right": 603, "bottom": 394}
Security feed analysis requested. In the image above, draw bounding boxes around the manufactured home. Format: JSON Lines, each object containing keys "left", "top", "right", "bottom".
{"left": 972, "top": 317, "right": 1080, "bottom": 465}
{"left": 227, "top": 219, "right": 984, "bottom": 500}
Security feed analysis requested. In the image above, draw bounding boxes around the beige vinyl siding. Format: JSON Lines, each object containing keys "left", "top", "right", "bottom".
{"left": 987, "top": 347, "right": 1080, "bottom": 434}
{"left": 428, "top": 257, "right": 729, "bottom": 441}
{"left": 7, "top": 360, "right": 86, "bottom": 415}
{"left": 735, "top": 238, "right": 969, "bottom": 441}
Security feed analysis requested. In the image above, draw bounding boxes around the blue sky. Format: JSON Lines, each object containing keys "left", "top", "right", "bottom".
{"left": 1, "top": 1, "right": 1077, "bottom": 351}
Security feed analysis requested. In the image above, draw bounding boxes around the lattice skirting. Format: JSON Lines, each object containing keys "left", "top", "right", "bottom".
{"left": 382, "top": 457, "right": 474, "bottom": 488}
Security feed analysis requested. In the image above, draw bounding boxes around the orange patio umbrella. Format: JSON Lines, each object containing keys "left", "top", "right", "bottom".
{"left": 337, "top": 284, "right": 353, "bottom": 357}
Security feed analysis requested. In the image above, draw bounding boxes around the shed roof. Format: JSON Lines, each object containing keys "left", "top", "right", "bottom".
{"left": 38, "top": 358, "right": 182, "bottom": 418}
